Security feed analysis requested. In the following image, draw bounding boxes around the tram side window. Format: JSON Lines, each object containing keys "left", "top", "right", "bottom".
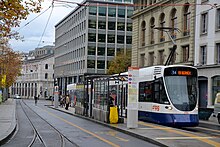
{"left": 154, "top": 78, "right": 169, "bottom": 104}
{"left": 139, "top": 81, "right": 153, "bottom": 102}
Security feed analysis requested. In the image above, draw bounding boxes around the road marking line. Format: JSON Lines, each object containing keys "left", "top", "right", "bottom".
{"left": 156, "top": 137, "right": 214, "bottom": 140}
{"left": 196, "top": 126, "right": 220, "bottom": 133}
{"left": 107, "top": 130, "right": 129, "bottom": 142}
{"left": 138, "top": 121, "right": 220, "bottom": 147}
{"left": 41, "top": 108, "right": 120, "bottom": 147}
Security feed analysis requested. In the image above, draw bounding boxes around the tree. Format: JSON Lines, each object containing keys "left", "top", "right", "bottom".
{"left": 0, "top": 45, "right": 22, "bottom": 88}
{"left": 107, "top": 51, "right": 131, "bottom": 75}
{"left": 0, "top": 0, "right": 43, "bottom": 43}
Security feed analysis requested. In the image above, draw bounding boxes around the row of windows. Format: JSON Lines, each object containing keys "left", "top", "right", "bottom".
{"left": 88, "top": 60, "right": 108, "bottom": 69}
{"left": 56, "top": 21, "right": 86, "bottom": 46}
{"left": 201, "top": 9, "right": 220, "bottom": 34}
{"left": 56, "top": 47, "right": 85, "bottom": 66}
{"left": 200, "top": 43, "right": 220, "bottom": 65}
{"left": 89, "top": 20, "right": 132, "bottom": 31}
{"left": 88, "top": 33, "right": 132, "bottom": 44}
{"left": 140, "top": 45, "right": 190, "bottom": 67}
{"left": 87, "top": 47, "right": 129, "bottom": 56}
{"left": 56, "top": 8, "right": 86, "bottom": 36}
{"left": 89, "top": 6, "right": 133, "bottom": 18}
{"left": 141, "top": 4, "right": 190, "bottom": 46}
{"left": 56, "top": 60, "right": 85, "bottom": 73}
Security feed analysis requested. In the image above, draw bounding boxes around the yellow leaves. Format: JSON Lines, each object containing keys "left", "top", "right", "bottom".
{"left": 107, "top": 51, "right": 131, "bottom": 75}
{"left": 0, "top": 0, "right": 43, "bottom": 40}
{"left": 0, "top": 46, "right": 22, "bottom": 88}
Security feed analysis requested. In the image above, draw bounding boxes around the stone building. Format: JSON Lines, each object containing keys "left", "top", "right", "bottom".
{"left": 10, "top": 45, "right": 54, "bottom": 99}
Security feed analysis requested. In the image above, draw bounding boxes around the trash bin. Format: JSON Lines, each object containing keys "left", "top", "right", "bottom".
{"left": 109, "top": 106, "right": 118, "bottom": 124}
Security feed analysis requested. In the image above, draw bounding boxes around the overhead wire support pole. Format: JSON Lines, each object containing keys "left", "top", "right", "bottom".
{"left": 154, "top": 27, "right": 180, "bottom": 66}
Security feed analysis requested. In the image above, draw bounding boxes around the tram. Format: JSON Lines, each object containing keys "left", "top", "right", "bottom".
{"left": 127, "top": 65, "right": 198, "bottom": 127}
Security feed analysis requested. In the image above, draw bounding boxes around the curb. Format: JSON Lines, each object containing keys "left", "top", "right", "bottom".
{"left": 0, "top": 100, "right": 17, "bottom": 146}
{"left": 48, "top": 106, "right": 167, "bottom": 147}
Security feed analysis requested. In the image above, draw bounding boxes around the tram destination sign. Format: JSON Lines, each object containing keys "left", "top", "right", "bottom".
{"left": 164, "top": 67, "right": 197, "bottom": 76}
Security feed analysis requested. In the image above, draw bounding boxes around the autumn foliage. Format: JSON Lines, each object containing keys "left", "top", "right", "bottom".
{"left": 0, "top": 0, "right": 43, "bottom": 42}
{"left": 107, "top": 51, "right": 131, "bottom": 75}
{"left": 0, "top": 46, "right": 22, "bottom": 88}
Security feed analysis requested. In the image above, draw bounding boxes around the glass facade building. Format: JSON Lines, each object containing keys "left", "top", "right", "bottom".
{"left": 54, "top": 0, "right": 133, "bottom": 95}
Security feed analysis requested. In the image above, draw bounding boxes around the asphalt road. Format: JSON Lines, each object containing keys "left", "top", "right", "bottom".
{"left": 3, "top": 99, "right": 158, "bottom": 147}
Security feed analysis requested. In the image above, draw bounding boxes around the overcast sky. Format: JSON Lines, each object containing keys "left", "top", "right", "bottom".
{"left": 9, "top": 0, "right": 83, "bottom": 53}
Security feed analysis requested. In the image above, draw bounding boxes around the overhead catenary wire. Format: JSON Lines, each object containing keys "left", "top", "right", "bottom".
{"left": 16, "top": 6, "right": 52, "bottom": 32}
{"left": 37, "top": 1, "right": 54, "bottom": 48}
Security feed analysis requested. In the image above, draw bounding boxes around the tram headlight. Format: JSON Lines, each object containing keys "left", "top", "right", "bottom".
{"left": 165, "top": 106, "right": 173, "bottom": 110}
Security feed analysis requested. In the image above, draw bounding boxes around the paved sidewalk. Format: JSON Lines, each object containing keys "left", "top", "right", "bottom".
{"left": 0, "top": 98, "right": 16, "bottom": 145}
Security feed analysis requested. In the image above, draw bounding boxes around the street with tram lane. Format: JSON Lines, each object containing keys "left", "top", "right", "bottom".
{"left": 1, "top": 99, "right": 220, "bottom": 147}
{"left": 3, "top": 99, "right": 158, "bottom": 147}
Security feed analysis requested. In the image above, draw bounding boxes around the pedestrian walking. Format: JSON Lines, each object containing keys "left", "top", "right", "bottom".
{"left": 34, "top": 95, "right": 38, "bottom": 105}
{"left": 65, "top": 94, "right": 70, "bottom": 110}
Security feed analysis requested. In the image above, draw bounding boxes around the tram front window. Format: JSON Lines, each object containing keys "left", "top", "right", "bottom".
{"left": 164, "top": 76, "right": 197, "bottom": 111}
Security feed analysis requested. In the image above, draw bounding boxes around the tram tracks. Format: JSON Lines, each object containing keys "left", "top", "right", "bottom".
{"left": 19, "top": 100, "right": 78, "bottom": 147}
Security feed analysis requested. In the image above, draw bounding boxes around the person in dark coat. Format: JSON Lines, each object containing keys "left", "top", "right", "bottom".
{"left": 34, "top": 95, "right": 38, "bottom": 105}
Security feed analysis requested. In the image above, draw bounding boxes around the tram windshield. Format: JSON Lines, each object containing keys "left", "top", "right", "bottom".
{"left": 164, "top": 67, "right": 197, "bottom": 111}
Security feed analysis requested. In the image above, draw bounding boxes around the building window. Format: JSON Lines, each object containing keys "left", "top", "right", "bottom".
{"left": 98, "top": 47, "right": 105, "bottom": 56}
{"left": 98, "top": 34, "right": 106, "bottom": 42}
{"left": 88, "top": 46, "right": 96, "bottom": 55}
{"left": 126, "top": 36, "right": 132, "bottom": 44}
{"left": 98, "top": 21, "right": 106, "bottom": 29}
{"left": 117, "top": 35, "right": 124, "bottom": 44}
{"left": 201, "top": 12, "right": 208, "bottom": 34}
{"left": 108, "top": 34, "right": 115, "bottom": 43}
{"left": 108, "top": 7, "right": 116, "bottom": 17}
{"left": 158, "top": 50, "right": 164, "bottom": 65}
{"left": 170, "top": 8, "right": 177, "bottom": 39}
{"left": 108, "top": 22, "right": 115, "bottom": 30}
{"left": 97, "top": 60, "right": 105, "bottom": 69}
{"left": 183, "top": 4, "right": 190, "bottom": 36}
{"left": 127, "top": 9, "right": 133, "bottom": 18}
{"left": 99, "top": 7, "right": 106, "bottom": 16}
{"left": 216, "top": 9, "right": 220, "bottom": 30}
{"left": 45, "top": 64, "right": 48, "bottom": 69}
{"left": 159, "top": 13, "right": 165, "bottom": 42}
{"left": 45, "top": 73, "right": 48, "bottom": 79}
{"left": 169, "top": 48, "right": 176, "bottom": 64}
{"left": 182, "top": 45, "right": 189, "bottom": 62}
{"left": 89, "top": 20, "right": 96, "bottom": 29}
{"left": 216, "top": 43, "right": 220, "bottom": 64}
{"left": 107, "top": 48, "right": 115, "bottom": 56}
{"left": 87, "top": 60, "right": 95, "bottom": 68}
{"left": 150, "top": 17, "right": 155, "bottom": 44}
{"left": 127, "top": 23, "right": 132, "bottom": 31}
{"left": 148, "top": 52, "right": 154, "bottom": 66}
{"left": 140, "top": 54, "right": 145, "bottom": 67}
{"left": 117, "top": 22, "right": 125, "bottom": 31}
{"left": 88, "top": 33, "right": 96, "bottom": 42}
{"left": 118, "top": 8, "right": 125, "bottom": 18}
{"left": 141, "top": 21, "right": 146, "bottom": 46}
{"left": 200, "top": 45, "right": 207, "bottom": 65}
{"left": 212, "top": 76, "right": 220, "bottom": 104}
{"left": 89, "top": 6, "right": 97, "bottom": 15}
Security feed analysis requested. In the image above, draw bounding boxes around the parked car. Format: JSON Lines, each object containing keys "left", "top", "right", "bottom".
{"left": 14, "top": 94, "right": 21, "bottom": 99}
{"left": 214, "top": 92, "right": 220, "bottom": 124}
